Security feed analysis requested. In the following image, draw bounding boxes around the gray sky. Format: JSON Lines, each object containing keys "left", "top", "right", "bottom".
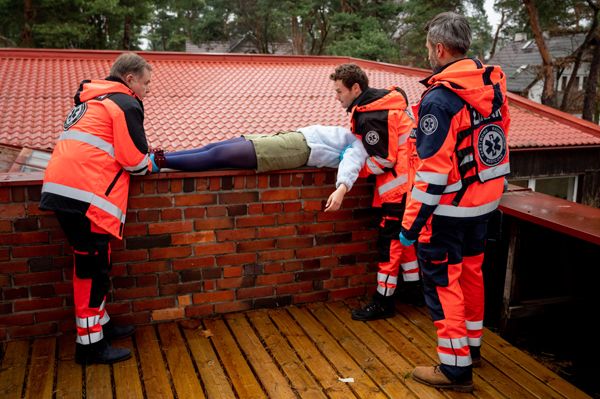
{"left": 485, "top": 0, "right": 501, "bottom": 30}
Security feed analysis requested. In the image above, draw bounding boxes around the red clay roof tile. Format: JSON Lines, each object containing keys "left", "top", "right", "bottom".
{"left": 1, "top": 49, "right": 599, "bottom": 152}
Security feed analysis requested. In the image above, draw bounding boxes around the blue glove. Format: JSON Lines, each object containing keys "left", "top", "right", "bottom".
{"left": 399, "top": 232, "right": 415, "bottom": 246}
{"left": 339, "top": 145, "right": 351, "bottom": 161}
{"left": 149, "top": 153, "right": 160, "bottom": 172}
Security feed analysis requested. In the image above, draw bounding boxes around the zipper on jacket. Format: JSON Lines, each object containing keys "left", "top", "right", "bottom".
{"left": 105, "top": 169, "right": 123, "bottom": 196}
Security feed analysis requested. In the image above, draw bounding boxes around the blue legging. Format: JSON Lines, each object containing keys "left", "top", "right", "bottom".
{"left": 164, "top": 137, "right": 257, "bottom": 171}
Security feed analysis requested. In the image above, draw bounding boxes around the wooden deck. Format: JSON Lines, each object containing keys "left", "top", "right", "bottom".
{"left": 0, "top": 300, "right": 591, "bottom": 399}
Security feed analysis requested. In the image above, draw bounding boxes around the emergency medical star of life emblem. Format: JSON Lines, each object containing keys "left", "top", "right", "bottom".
{"left": 478, "top": 124, "right": 507, "bottom": 166}
{"left": 420, "top": 114, "right": 438, "bottom": 135}
{"left": 64, "top": 103, "right": 87, "bottom": 130}
{"left": 365, "top": 130, "right": 380, "bottom": 145}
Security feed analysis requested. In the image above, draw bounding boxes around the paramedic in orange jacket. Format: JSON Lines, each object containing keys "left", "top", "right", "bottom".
{"left": 40, "top": 53, "right": 155, "bottom": 365}
{"left": 400, "top": 13, "right": 510, "bottom": 392}
{"left": 330, "top": 64, "right": 422, "bottom": 321}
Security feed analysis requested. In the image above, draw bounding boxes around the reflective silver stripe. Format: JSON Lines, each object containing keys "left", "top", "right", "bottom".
{"left": 403, "top": 272, "right": 419, "bottom": 282}
{"left": 99, "top": 299, "right": 106, "bottom": 312}
{"left": 124, "top": 153, "right": 150, "bottom": 174}
{"left": 433, "top": 198, "right": 501, "bottom": 217}
{"left": 76, "top": 314, "right": 101, "bottom": 329}
{"left": 466, "top": 320, "right": 483, "bottom": 330}
{"left": 59, "top": 130, "right": 115, "bottom": 157}
{"left": 416, "top": 171, "right": 448, "bottom": 185}
{"left": 398, "top": 133, "right": 409, "bottom": 145}
{"left": 468, "top": 337, "right": 482, "bottom": 346}
{"left": 479, "top": 163, "right": 510, "bottom": 182}
{"left": 438, "top": 337, "right": 469, "bottom": 349}
{"left": 378, "top": 174, "right": 408, "bottom": 196}
{"left": 76, "top": 331, "right": 104, "bottom": 345}
{"left": 100, "top": 311, "right": 110, "bottom": 326}
{"left": 401, "top": 260, "right": 418, "bottom": 271}
{"left": 42, "top": 182, "right": 125, "bottom": 223}
{"left": 377, "top": 272, "right": 398, "bottom": 296}
{"left": 460, "top": 154, "right": 474, "bottom": 166}
{"left": 377, "top": 272, "right": 398, "bottom": 285}
{"left": 366, "top": 158, "right": 385, "bottom": 175}
{"left": 411, "top": 187, "right": 441, "bottom": 206}
{"left": 438, "top": 353, "right": 472, "bottom": 367}
{"left": 377, "top": 285, "right": 396, "bottom": 296}
{"left": 443, "top": 180, "right": 462, "bottom": 193}
{"left": 374, "top": 156, "right": 394, "bottom": 168}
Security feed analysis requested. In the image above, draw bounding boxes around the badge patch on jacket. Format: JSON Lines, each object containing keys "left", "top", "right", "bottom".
{"left": 365, "top": 130, "right": 380, "bottom": 145}
{"left": 477, "top": 124, "right": 507, "bottom": 166}
{"left": 419, "top": 114, "right": 438, "bottom": 135}
{"left": 64, "top": 103, "right": 88, "bottom": 130}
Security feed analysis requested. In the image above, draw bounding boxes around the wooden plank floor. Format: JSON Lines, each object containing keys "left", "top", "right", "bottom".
{"left": 0, "top": 300, "right": 591, "bottom": 399}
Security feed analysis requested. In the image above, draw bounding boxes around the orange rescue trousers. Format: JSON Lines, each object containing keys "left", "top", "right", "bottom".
{"left": 55, "top": 212, "right": 112, "bottom": 345}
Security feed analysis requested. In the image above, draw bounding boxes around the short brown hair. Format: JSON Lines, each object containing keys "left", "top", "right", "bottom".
{"left": 329, "top": 63, "right": 369, "bottom": 91}
{"left": 110, "top": 52, "right": 152, "bottom": 79}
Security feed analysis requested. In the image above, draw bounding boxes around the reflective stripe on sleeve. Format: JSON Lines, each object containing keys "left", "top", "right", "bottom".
{"left": 415, "top": 171, "right": 448, "bottom": 185}
{"left": 378, "top": 174, "right": 408, "bottom": 196}
{"left": 366, "top": 158, "right": 385, "bottom": 175}
{"left": 411, "top": 187, "right": 441, "bottom": 206}
{"left": 433, "top": 198, "right": 500, "bottom": 217}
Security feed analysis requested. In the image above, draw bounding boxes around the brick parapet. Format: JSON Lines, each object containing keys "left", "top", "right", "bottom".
{"left": 0, "top": 169, "right": 378, "bottom": 341}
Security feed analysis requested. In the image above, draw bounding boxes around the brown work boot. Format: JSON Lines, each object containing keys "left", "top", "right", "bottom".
{"left": 412, "top": 365, "right": 474, "bottom": 392}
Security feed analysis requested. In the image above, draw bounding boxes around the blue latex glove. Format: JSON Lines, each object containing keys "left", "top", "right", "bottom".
{"left": 339, "top": 144, "right": 351, "bottom": 161}
{"left": 149, "top": 153, "right": 160, "bottom": 172}
{"left": 399, "top": 231, "right": 415, "bottom": 246}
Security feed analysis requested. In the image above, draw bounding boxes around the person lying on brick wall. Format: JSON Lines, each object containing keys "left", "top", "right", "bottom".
{"left": 150, "top": 125, "right": 368, "bottom": 212}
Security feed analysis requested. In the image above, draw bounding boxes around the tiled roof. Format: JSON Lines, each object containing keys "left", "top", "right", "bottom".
{"left": 1, "top": 48, "right": 599, "bottom": 151}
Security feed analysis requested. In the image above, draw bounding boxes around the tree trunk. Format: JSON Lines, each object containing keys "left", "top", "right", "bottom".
{"left": 123, "top": 15, "right": 132, "bottom": 50}
{"left": 561, "top": 2, "right": 599, "bottom": 111}
{"left": 488, "top": 10, "right": 506, "bottom": 60}
{"left": 583, "top": 39, "right": 600, "bottom": 121}
{"left": 291, "top": 16, "right": 304, "bottom": 55}
{"left": 523, "top": 0, "right": 556, "bottom": 107}
{"left": 20, "top": 0, "right": 34, "bottom": 47}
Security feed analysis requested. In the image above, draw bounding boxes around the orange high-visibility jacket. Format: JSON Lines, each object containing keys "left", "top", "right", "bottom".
{"left": 402, "top": 58, "right": 511, "bottom": 241}
{"left": 40, "top": 77, "right": 152, "bottom": 239}
{"left": 349, "top": 86, "right": 414, "bottom": 207}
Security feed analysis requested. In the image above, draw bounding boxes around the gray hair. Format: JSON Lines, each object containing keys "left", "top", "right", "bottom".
{"left": 425, "top": 12, "right": 471, "bottom": 56}
{"left": 110, "top": 52, "right": 152, "bottom": 79}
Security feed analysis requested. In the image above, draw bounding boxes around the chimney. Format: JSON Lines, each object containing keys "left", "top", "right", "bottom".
{"left": 514, "top": 32, "right": 527, "bottom": 42}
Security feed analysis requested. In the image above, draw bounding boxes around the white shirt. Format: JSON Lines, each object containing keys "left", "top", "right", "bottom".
{"left": 297, "top": 125, "right": 368, "bottom": 191}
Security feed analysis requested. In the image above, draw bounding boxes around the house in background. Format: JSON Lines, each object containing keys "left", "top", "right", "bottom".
{"left": 1, "top": 48, "right": 599, "bottom": 206}
{"left": 489, "top": 33, "right": 590, "bottom": 117}
{"left": 185, "top": 33, "right": 293, "bottom": 55}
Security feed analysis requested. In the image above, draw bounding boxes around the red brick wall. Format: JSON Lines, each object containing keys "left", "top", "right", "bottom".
{"left": 0, "top": 169, "right": 378, "bottom": 341}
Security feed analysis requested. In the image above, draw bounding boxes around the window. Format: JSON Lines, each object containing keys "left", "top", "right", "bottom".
{"left": 508, "top": 176, "right": 578, "bottom": 202}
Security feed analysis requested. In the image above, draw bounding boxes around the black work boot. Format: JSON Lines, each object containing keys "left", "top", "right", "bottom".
{"left": 396, "top": 281, "right": 425, "bottom": 307}
{"left": 351, "top": 292, "right": 395, "bottom": 321}
{"left": 103, "top": 320, "right": 135, "bottom": 341}
{"left": 75, "top": 339, "right": 131, "bottom": 365}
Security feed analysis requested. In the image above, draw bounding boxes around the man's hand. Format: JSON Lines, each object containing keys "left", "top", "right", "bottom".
{"left": 324, "top": 184, "right": 348, "bottom": 212}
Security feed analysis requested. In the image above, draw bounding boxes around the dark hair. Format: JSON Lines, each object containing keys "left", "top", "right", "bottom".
{"left": 110, "top": 52, "right": 152, "bottom": 79}
{"left": 425, "top": 12, "right": 471, "bottom": 56}
{"left": 329, "top": 63, "right": 369, "bottom": 91}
